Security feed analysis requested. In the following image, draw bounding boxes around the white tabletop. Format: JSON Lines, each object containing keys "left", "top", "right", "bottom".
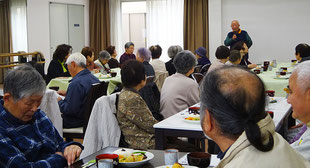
{"left": 154, "top": 97, "right": 291, "bottom": 131}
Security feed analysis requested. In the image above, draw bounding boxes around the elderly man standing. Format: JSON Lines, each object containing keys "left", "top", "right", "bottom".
{"left": 160, "top": 50, "right": 199, "bottom": 118}
{"left": 200, "top": 66, "right": 309, "bottom": 167}
{"left": 288, "top": 61, "right": 310, "bottom": 161}
{"left": 58, "top": 53, "right": 100, "bottom": 128}
{"left": 0, "top": 65, "right": 83, "bottom": 167}
{"left": 224, "top": 20, "right": 252, "bottom": 65}
{"left": 120, "top": 42, "right": 136, "bottom": 65}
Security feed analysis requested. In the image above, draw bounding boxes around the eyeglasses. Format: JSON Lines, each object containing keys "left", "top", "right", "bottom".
{"left": 284, "top": 85, "right": 292, "bottom": 94}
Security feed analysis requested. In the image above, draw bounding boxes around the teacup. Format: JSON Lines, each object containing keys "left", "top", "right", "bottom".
{"left": 96, "top": 154, "right": 118, "bottom": 166}
{"left": 254, "top": 69, "right": 260, "bottom": 74}
{"left": 280, "top": 71, "right": 286, "bottom": 76}
{"left": 110, "top": 72, "right": 117, "bottom": 77}
{"left": 266, "top": 90, "right": 275, "bottom": 97}
{"left": 189, "top": 107, "right": 200, "bottom": 115}
{"left": 291, "top": 60, "right": 297, "bottom": 66}
{"left": 267, "top": 111, "right": 274, "bottom": 118}
{"left": 280, "top": 67, "right": 288, "bottom": 72}
{"left": 263, "top": 61, "right": 270, "bottom": 66}
{"left": 187, "top": 152, "right": 211, "bottom": 168}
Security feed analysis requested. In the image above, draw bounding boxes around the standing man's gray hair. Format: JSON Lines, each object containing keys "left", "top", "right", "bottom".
{"left": 4, "top": 65, "right": 46, "bottom": 101}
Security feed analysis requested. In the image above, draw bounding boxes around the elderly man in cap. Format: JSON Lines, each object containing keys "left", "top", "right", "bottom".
{"left": 58, "top": 53, "right": 100, "bottom": 128}
{"left": 0, "top": 65, "right": 83, "bottom": 167}
{"left": 195, "top": 46, "right": 211, "bottom": 67}
{"left": 200, "top": 66, "right": 309, "bottom": 167}
{"left": 287, "top": 61, "right": 310, "bottom": 161}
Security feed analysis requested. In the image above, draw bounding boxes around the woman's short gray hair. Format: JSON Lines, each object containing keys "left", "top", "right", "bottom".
{"left": 293, "top": 60, "right": 310, "bottom": 93}
{"left": 167, "top": 45, "right": 183, "bottom": 58}
{"left": 98, "top": 50, "right": 111, "bottom": 61}
{"left": 173, "top": 50, "right": 197, "bottom": 74}
{"left": 4, "top": 65, "right": 46, "bottom": 102}
{"left": 66, "top": 52, "right": 87, "bottom": 68}
{"left": 137, "top": 48, "right": 152, "bottom": 62}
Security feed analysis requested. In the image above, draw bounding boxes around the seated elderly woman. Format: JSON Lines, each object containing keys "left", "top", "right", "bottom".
{"left": 226, "top": 50, "right": 242, "bottom": 65}
{"left": 81, "top": 46, "right": 99, "bottom": 72}
{"left": 46, "top": 44, "right": 72, "bottom": 84}
{"left": 295, "top": 43, "right": 310, "bottom": 63}
{"left": 165, "top": 45, "right": 183, "bottom": 76}
{"left": 106, "top": 45, "right": 120, "bottom": 68}
{"left": 117, "top": 60, "right": 158, "bottom": 150}
{"left": 200, "top": 66, "right": 310, "bottom": 167}
{"left": 94, "top": 50, "right": 111, "bottom": 74}
{"left": 0, "top": 65, "right": 83, "bottom": 167}
{"left": 136, "top": 47, "right": 155, "bottom": 77}
{"left": 160, "top": 51, "right": 200, "bottom": 118}
{"left": 150, "top": 45, "right": 167, "bottom": 73}
{"left": 230, "top": 41, "right": 257, "bottom": 69}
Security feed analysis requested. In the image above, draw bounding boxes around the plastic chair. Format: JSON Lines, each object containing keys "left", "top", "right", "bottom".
{"left": 200, "top": 64, "right": 211, "bottom": 75}
{"left": 191, "top": 73, "right": 204, "bottom": 85}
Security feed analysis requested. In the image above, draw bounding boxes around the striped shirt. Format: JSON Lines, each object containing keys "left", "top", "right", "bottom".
{"left": 0, "top": 100, "right": 83, "bottom": 168}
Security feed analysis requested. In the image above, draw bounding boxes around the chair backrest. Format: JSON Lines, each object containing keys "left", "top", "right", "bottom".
{"left": 146, "top": 75, "right": 155, "bottom": 84}
{"left": 83, "top": 81, "right": 109, "bottom": 133}
{"left": 194, "top": 65, "right": 202, "bottom": 73}
{"left": 200, "top": 64, "right": 211, "bottom": 75}
{"left": 191, "top": 73, "right": 204, "bottom": 85}
{"left": 275, "top": 107, "right": 295, "bottom": 140}
{"left": 155, "top": 71, "right": 169, "bottom": 91}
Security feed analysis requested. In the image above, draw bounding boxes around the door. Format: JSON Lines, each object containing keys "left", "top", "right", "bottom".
{"left": 49, "top": 3, "right": 84, "bottom": 58}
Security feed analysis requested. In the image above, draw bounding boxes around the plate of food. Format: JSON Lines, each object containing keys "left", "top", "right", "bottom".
{"left": 93, "top": 73, "right": 111, "bottom": 79}
{"left": 183, "top": 106, "right": 200, "bottom": 123}
{"left": 184, "top": 114, "right": 200, "bottom": 124}
{"left": 156, "top": 163, "right": 198, "bottom": 168}
{"left": 113, "top": 148, "right": 154, "bottom": 167}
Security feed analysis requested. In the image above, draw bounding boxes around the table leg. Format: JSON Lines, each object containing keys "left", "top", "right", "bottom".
{"left": 155, "top": 129, "right": 166, "bottom": 150}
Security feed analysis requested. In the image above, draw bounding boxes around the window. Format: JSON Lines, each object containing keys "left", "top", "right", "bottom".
{"left": 10, "top": 0, "right": 28, "bottom": 61}
{"left": 122, "top": 1, "right": 146, "bottom": 52}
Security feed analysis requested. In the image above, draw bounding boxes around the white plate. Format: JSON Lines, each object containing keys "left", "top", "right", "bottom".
{"left": 156, "top": 165, "right": 198, "bottom": 168}
{"left": 93, "top": 73, "right": 111, "bottom": 79}
{"left": 114, "top": 149, "right": 154, "bottom": 167}
{"left": 274, "top": 76, "right": 289, "bottom": 79}
{"left": 184, "top": 119, "right": 200, "bottom": 124}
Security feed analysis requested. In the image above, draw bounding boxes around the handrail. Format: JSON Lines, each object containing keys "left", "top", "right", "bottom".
{"left": 0, "top": 52, "right": 45, "bottom": 69}
{"left": 0, "top": 52, "right": 39, "bottom": 57}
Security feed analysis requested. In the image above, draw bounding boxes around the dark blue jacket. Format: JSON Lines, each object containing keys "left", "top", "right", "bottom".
{"left": 59, "top": 69, "right": 100, "bottom": 128}
{"left": 143, "top": 61, "right": 155, "bottom": 77}
{"left": 224, "top": 30, "right": 252, "bottom": 48}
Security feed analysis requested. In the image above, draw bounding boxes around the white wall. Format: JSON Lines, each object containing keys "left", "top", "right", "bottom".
{"left": 209, "top": 0, "right": 310, "bottom": 64}
{"left": 27, "top": 0, "right": 89, "bottom": 71}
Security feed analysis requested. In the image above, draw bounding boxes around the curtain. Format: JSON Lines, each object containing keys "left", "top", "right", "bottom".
{"left": 89, "top": 0, "right": 110, "bottom": 59}
{"left": 184, "top": 0, "right": 209, "bottom": 58}
{"left": 10, "top": 0, "right": 27, "bottom": 53}
{"left": 146, "top": 0, "right": 184, "bottom": 62}
{"left": 0, "top": 0, "right": 11, "bottom": 83}
{"left": 109, "top": 0, "right": 122, "bottom": 60}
